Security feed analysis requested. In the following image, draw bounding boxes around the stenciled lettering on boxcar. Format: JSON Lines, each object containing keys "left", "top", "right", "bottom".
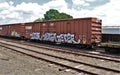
{"left": 30, "top": 32, "right": 80, "bottom": 44}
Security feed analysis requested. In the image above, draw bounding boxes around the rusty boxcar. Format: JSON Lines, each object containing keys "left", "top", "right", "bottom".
{"left": 0, "top": 17, "right": 102, "bottom": 47}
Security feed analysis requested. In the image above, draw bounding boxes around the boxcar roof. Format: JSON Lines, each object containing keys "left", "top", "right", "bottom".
{"left": 0, "top": 17, "right": 100, "bottom": 26}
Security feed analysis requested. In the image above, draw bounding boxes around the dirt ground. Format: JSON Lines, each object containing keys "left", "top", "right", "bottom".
{"left": 0, "top": 46, "right": 81, "bottom": 75}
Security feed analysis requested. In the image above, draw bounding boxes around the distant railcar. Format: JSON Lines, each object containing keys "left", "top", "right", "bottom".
{"left": 102, "top": 34, "right": 120, "bottom": 42}
{"left": 101, "top": 34, "right": 120, "bottom": 53}
{"left": 0, "top": 17, "right": 102, "bottom": 47}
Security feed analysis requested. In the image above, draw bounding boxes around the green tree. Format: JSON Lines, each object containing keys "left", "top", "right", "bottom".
{"left": 34, "top": 9, "right": 73, "bottom": 22}
{"left": 44, "top": 9, "right": 60, "bottom": 21}
{"left": 58, "top": 13, "right": 73, "bottom": 19}
{"left": 34, "top": 18, "right": 43, "bottom": 22}
{"left": 44, "top": 9, "right": 73, "bottom": 21}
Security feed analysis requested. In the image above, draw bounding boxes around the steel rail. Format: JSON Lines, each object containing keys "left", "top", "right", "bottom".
{"left": 0, "top": 42, "right": 120, "bottom": 74}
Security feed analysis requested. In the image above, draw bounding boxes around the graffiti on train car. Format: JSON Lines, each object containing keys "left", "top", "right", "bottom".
{"left": 30, "top": 32, "right": 80, "bottom": 44}
{"left": 11, "top": 30, "right": 20, "bottom": 37}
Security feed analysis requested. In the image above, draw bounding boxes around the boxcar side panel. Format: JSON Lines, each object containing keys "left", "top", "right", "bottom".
{"left": 0, "top": 25, "right": 9, "bottom": 36}
{"left": 0, "top": 17, "right": 102, "bottom": 46}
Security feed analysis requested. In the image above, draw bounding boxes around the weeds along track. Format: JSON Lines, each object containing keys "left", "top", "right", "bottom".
{"left": 0, "top": 40, "right": 120, "bottom": 75}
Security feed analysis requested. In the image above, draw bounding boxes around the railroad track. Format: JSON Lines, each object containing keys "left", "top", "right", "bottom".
{"left": 1, "top": 38, "right": 119, "bottom": 63}
{"left": 22, "top": 43, "right": 120, "bottom": 62}
{"left": 0, "top": 40, "right": 120, "bottom": 75}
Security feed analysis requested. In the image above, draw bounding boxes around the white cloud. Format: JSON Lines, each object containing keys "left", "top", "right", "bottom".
{"left": 72, "top": 0, "right": 90, "bottom": 6}
{"left": 85, "top": 0, "right": 96, "bottom": 2}
{"left": 83, "top": 3, "right": 90, "bottom": 6}
{"left": 9, "top": 1, "right": 14, "bottom": 5}
{"left": 1, "top": 10, "right": 10, "bottom": 15}
{"left": 72, "top": 0, "right": 85, "bottom": 5}
{"left": 14, "top": 2, "right": 40, "bottom": 13}
{"left": 67, "top": 0, "right": 120, "bottom": 26}
{"left": 0, "top": 2, "right": 46, "bottom": 24}
{"left": 0, "top": 2, "right": 10, "bottom": 10}
{"left": 90, "top": 0, "right": 120, "bottom": 25}
{"left": 43, "top": 0, "right": 68, "bottom": 10}
{"left": 0, "top": 0, "right": 69, "bottom": 24}
{"left": 6, "top": 12, "right": 20, "bottom": 19}
{"left": 0, "top": 0, "right": 120, "bottom": 26}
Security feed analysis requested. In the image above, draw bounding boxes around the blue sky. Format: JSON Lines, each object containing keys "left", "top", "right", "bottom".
{"left": 0, "top": 0, "right": 120, "bottom": 26}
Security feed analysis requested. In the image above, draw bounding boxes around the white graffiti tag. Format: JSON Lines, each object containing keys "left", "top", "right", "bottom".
{"left": 30, "top": 32, "right": 40, "bottom": 40}
{"left": 30, "top": 32, "right": 80, "bottom": 44}
{"left": 42, "top": 33, "right": 56, "bottom": 42}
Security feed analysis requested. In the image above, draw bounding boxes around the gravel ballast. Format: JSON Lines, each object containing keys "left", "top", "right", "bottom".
{"left": 0, "top": 46, "right": 80, "bottom": 75}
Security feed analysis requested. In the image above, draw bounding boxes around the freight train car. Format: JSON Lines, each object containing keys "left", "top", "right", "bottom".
{"left": 0, "top": 17, "right": 102, "bottom": 48}
{"left": 101, "top": 34, "right": 120, "bottom": 53}
{"left": 102, "top": 34, "right": 120, "bottom": 42}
